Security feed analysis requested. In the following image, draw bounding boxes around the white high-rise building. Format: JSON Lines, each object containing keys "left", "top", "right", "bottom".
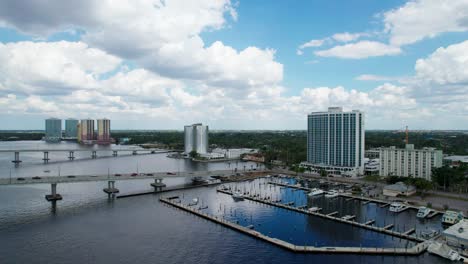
{"left": 303, "top": 107, "right": 365, "bottom": 177}
{"left": 184, "top": 123, "right": 208, "bottom": 154}
{"left": 379, "top": 144, "right": 443, "bottom": 181}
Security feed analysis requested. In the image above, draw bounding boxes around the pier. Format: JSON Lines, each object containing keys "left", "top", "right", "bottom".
{"left": 217, "top": 189, "right": 424, "bottom": 243}
{"left": 161, "top": 196, "right": 428, "bottom": 255}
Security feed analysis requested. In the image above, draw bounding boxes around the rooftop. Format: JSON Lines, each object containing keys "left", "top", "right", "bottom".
{"left": 443, "top": 219, "right": 468, "bottom": 242}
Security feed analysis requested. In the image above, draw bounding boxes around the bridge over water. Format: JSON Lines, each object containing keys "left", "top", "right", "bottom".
{"left": 0, "top": 148, "right": 176, "bottom": 165}
{"left": 0, "top": 169, "right": 261, "bottom": 204}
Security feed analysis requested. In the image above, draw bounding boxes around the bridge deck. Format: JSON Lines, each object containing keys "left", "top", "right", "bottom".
{"left": 0, "top": 148, "right": 168, "bottom": 153}
{"left": 0, "top": 169, "right": 251, "bottom": 185}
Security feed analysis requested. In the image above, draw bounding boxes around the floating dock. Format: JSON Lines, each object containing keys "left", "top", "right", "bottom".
{"left": 161, "top": 196, "right": 429, "bottom": 255}
{"left": 217, "top": 189, "right": 424, "bottom": 243}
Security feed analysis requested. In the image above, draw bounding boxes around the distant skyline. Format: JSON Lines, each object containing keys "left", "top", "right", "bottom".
{"left": 0, "top": 0, "right": 467, "bottom": 130}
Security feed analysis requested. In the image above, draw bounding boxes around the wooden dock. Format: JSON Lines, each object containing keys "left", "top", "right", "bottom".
{"left": 403, "top": 228, "right": 416, "bottom": 235}
{"left": 365, "top": 219, "right": 375, "bottom": 225}
{"left": 161, "top": 196, "right": 429, "bottom": 255}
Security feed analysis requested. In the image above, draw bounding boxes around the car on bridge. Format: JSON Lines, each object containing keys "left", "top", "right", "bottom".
{"left": 16, "top": 177, "right": 25, "bottom": 181}
{"left": 166, "top": 172, "right": 176, "bottom": 175}
{"left": 114, "top": 174, "right": 122, "bottom": 176}
{"left": 67, "top": 175, "right": 76, "bottom": 178}
{"left": 146, "top": 173, "right": 154, "bottom": 176}
{"left": 131, "top": 173, "right": 138, "bottom": 177}
{"left": 32, "top": 176, "right": 41, "bottom": 180}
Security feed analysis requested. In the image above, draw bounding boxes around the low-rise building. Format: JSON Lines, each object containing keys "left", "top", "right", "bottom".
{"left": 365, "top": 149, "right": 380, "bottom": 159}
{"left": 364, "top": 158, "right": 379, "bottom": 175}
{"left": 242, "top": 153, "right": 265, "bottom": 163}
{"left": 444, "top": 155, "right": 468, "bottom": 167}
{"left": 442, "top": 219, "right": 468, "bottom": 249}
{"left": 379, "top": 144, "right": 443, "bottom": 181}
{"left": 383, "top": 182, "right": 416, "bottom": 197}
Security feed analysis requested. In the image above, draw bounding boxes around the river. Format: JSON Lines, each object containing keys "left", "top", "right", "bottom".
{"left": 0, "top": 141, "right": 449, "bottom": 263}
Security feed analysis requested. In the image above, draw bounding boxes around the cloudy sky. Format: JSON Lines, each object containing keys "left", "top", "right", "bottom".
{"left": 0, "top": 0, "right": 467, "bottom": 130}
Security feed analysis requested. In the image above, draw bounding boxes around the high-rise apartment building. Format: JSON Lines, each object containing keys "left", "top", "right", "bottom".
{"left": 304, "top": 107, "right": 365, "bottom": 177}
{"left": 45, "top": 118, "right": 62, "bottom": 142}
{"left": 65, "top": 119, "right": 79, "bottom": 138}
{"left": 97, "top": 118, "right": 111, "bottom": 144}
{"left": 80, "top": 119, "right": 95, "bottom": 141}
{"left": 379, "top": 144, "right": 443, "bottom": 181}
{"left": 184, "top": 123, "right": 208, "bottom": 154}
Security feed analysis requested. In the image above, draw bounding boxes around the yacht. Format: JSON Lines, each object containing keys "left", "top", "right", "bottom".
{"left": 427, "top": 241, "right": 462, "bottom": 261}
{"left": 442, "top": 210, "right": 464, "bottom": 225}
{"left": 416, "top": 206, "right": 432, "bottom": 218}
{"left": 389, "top": 202, "right": 408, "bottom": 213}
{"left": 308, "top": 188, "right": 325, "bottom": 196}
{"left": 232, "top": 191, "right": 244, "bottom": 201}
{"left": 325, "top": 190, "right": 339, "bottom": 198}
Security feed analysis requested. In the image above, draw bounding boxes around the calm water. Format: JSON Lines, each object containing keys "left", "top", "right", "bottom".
{"left": 0, "top": 141, "right": 449, "bottom": 263}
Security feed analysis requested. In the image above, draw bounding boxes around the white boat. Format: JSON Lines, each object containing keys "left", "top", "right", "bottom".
{"left": 342, "top": 215, "right": 355, "bottom": 221}
{"left": 427, "top": 241, "right": 461, "bottom": 261}
{"left": 442, "top": 210, "right": 464, "bottom": 225}
{"left": 308, "top": 188, "right": 325, "bottom": 196}
{"left": 188, "top": 198, "right": 199, "bottom": 206}
{"left": 294, "top": 183, "right": 301, "bottom": 187}
{"left": 389, "top": 202, "right": 408, "bottom": 213}
{"left": 232, "top": 191, "right": 244, "bottom": 201}
{"left": 325, "top": 190, "right": 339, "bottom": 198}
{"left": 416, "top": 206, "right": 432, "bottom": 218}
{"left": 308, "top": 207, "right": 321, "bottom": 212}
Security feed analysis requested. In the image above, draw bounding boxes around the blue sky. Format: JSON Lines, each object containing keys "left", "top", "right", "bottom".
{"left": 0, "top": 0, "right": 467, "bottom": 130}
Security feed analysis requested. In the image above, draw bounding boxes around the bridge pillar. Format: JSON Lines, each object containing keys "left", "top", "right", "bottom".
{"left": 45, "top": 183, "right": 63, "bottom": 202}
{"left": 68, "top": 151, "right": 75, "bottom": 161}
{"left": 132, "top": 150, "right": 137, "bottom": 155}
{"left": 43, "top": 151, "right": 50, "bottom": 164}
{"left": 12, "top": 151, "right": 22, "bottom": 166}
{"left": 103, "top": 180, "right": 119, "bottom": 198}
{"left": 92, "top": 151, "right": 97, "bottom": 159}
{"left": 151, "top": 178, "right": 166, "bottom": 191}
{"left": 113, "top": 150, "right": 118, "bottom": 157}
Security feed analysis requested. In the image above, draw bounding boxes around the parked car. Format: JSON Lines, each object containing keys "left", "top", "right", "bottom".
{"left": 32, "top": 176, "right": 41, "bottom": 180}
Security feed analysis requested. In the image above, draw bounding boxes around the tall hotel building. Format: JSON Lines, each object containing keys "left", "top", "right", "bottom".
{"left": 45, "top": 118, "right": 62, "bottom": 142}
{"left": 80, "top": 119, "right": 95, "bottom": 141}
{"left": 184, "top": 123, "right": 208, "bottom": 154}
{"left": 305, "top": 107, "right": 365, "bottom": 177}
{"left": 97, "top": 118, "right": 111, "bottom": 144}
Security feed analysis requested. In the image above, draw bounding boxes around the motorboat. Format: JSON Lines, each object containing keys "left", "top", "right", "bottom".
{"left": 188, "top": 198, "right": 199, "bottom": 206}
{"left": 308, "top": 188, "right": 325, "bottom": 196}
{"left": 427, "top": 241, "right": 461, "bottom": 261}
{"left": 442, "top": 210, "right": 464, "bottom": 225}
{"left": 308, "top": 207, "right": 321, "bottom": 212}
{"left": 416, "top": 206, "right": 432, "bottom": 218}
{"left": 325, "top": 190, "right": 339, "bottom": 198}
{"left": 389, "top": 202, "right": 408, "bottom": 213}
{"left": 342, "top": 215, "right": 355, "bottom": 221}
{"left": 421, "top": 229, "right": 440, "bottom": 240}
{"left": 232, "top": 191, "right": 244, "bottom": 201}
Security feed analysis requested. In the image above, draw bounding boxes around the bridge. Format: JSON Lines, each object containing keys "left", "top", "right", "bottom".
{"left": 0, "top": 169, "right": 257, "bottom": 204}
{"left": 0, "top": 148, "right": 174, "bottom": 165}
